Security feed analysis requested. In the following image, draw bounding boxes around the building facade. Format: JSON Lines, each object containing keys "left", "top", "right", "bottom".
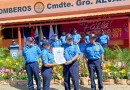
{"left": 0, "top": 0, "right": 130, "bottom": 50}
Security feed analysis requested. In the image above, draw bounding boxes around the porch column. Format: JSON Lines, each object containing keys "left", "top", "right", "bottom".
{"left": 0, "top": 25, "right": 3, "bottom": 46}
{"left": 18, "top": 27, "right": 22, "bottom": 52}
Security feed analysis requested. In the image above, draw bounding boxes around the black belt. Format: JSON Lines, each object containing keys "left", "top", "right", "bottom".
{"left": 25, "top": 61, "right": 36, "bottom": 65}
{"left": 88, "top": 59, "right": 99, "bottom": 61}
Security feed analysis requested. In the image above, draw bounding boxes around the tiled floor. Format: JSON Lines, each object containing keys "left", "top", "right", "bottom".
{"left": 0, "top": 84, "right": 130, "bottom": 90}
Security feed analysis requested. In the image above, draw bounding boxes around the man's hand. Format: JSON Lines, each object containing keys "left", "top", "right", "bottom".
{"left": 65, "top": 60, "right": 73, "bottom": 65}
{"left": 101, "top": 61, "right": 104, "bottom": 66}
{"left": 53, "top": 63, "right": 58, "bottom": 66}
{"left": 84, "top": 63, "right": 88, "bottom": 68}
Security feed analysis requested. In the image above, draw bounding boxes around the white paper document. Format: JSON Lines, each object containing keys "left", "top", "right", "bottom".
{"left": 53, "top": 47, "right": 66, "bottom": 64}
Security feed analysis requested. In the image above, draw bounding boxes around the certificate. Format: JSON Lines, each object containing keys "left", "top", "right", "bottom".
{"left": 53, "top": 47, "right": 66, "bottom": 64}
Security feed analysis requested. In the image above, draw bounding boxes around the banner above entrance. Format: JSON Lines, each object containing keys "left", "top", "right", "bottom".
{"left": 0, "top": 0, "right": 129, "bottom": 19}
{"left": 61, "top": 19, "right": 128, "bottom": 40}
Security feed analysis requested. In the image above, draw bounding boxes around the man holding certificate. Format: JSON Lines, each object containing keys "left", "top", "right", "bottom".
{"left": 63, "top": 34, "right": 80, "bottom": 90}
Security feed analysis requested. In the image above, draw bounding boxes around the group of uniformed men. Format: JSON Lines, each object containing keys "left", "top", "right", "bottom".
{"left": 22, "top": 28, "right": 109, "bottom": 90}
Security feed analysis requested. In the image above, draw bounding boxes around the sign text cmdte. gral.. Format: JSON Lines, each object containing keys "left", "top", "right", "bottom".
{"left": 46, "top": 0, "right": 125, "bottom": 9}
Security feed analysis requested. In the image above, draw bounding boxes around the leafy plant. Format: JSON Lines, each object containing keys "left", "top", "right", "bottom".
{"left": 0, "top": 48, "right": 8, "bottom": 59}
{"left": 16, "top": 75, "right": 28, "bottom": 80}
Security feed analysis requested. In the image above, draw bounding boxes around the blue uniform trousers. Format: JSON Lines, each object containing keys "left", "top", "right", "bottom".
{"left": 63, "top": 61, "right": 79, "bottom": 90}
{"left": 102, "top": 43, "right": 108, "bottom": 48}
{"left": 41, "top": 66, "right": 53, "bottom": 90}
{"left": 25, "top": 61, "right": 41, "bottom": 90}
{"left": 88, "top": 59, "right": 103, "bottom": 89}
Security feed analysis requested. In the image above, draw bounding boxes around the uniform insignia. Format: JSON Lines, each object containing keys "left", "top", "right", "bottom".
{"left": 42, "top": 56, "right": 46, "bottom": 60}
{"left": 95, "top": 46, "right": 100, "bottom": 51}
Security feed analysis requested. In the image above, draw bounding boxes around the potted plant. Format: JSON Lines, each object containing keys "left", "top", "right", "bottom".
{"left": 16, "top": 74, "right": 28, "bottom": 85}
{"left": 78, "top": 60, "right": 89, "bottom": 85}
{"left": 52, "top": 65, "right": 63, "bottom": 84}
{"left": 126, "top": 71, "right": 130, "bottom": 85}
{"left": 79, "top": 68, "right": 89, "bottom": 85}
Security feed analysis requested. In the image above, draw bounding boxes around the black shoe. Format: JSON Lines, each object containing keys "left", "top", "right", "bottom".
{"left": 99, "top": 89, "right": 103, "bottom": 90}
{"left": 29, "top": 89, "right": 34, "bottom": 90}
{"left": 92, "top": 88, "right": 96, "bottom": 90}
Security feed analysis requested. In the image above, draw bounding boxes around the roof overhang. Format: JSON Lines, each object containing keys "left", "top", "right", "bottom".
{"left": 0, "top": 9, "right": 130, "bottom": 25}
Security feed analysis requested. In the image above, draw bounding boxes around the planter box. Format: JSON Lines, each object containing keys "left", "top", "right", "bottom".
{"left": 126, "top": 79, "right": 130, "bottom": 85}
{"left": 80, "top": 77, "right": 88, "bottom": 85}
{"left": 88, "top": 79, "right": 98, "bottom": 85}
{"left": 114, "top": 79, "right": 127, "bottom": 85}
{"left": 103, "top": 79, "right": 114, "bottom": 85}
{"left": 17, "top": 80, "right": 28, "bottom": 85}
{"left": 121, "top": 79, "right": 127, "bottom": 85}
{"left": 0, "top": 80, "right": 9, "bottom": 85}
{"left": 9, "top": 78, "right": 17, "bottom": 86}
{"left": 53, "top": 79, "right": 63, "bottom": 85}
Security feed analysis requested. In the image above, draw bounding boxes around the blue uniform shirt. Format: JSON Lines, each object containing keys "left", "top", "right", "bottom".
{"left": 22, "top": 45, "right": 41, "bottom": 63}
{"left": 63, "top": 43, "right": 80, "bottom": 61}
{"left": 41, "top": 48, "right": 54, "bottom": 64}
{"left": 60, "top": 35, "right": 66, "bottom": 45}
{"left": 84, "top": 34, "right": 90, "bottom": 44}
{"left": 97, "top": 34, "right": 110, "bottom": 45}
{"left": 83, "top": 43, "right": 104, "bottom": 60}
{"left": 72, "top": 33, "right": 81, "bottom": 44}
{"left": 51, "top": 39, "right": 62, "bottom": 47}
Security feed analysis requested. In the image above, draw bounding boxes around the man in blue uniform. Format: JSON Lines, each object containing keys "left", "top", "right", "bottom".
{"left": 41, "top": 40, "right": 57, "bottom": 90}
{"left": 39, "top": 37, "right": 46, "bottom": 49}
{"left": 83, "top": 34, "right": 104, "bottom": 90}
{"left": 84, "top": 30, "right": 91, "bottom": 44}
{"left": 22, "top": 37, "right": 41, "bottom": 90}
{"left": 60, "top": 30, "right": 66, "bottom": 47}
{"left": 97, "top": 30, "right": 110, "bottom": 48}
{"left": 50, "top": 34, "right": 62, "bottom": 47}
{"left": 63, "top": 34, "right": 80, "bottom": 90}
{"left": 72, "top": 28, "right": 81, "bottom": 44}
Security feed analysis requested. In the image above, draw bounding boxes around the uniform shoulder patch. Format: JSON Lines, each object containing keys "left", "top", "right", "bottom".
{"left": 42, "top": 56, "right": 46, "bottom": 60}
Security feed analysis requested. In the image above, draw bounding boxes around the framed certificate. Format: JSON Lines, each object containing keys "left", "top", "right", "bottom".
{"left": 53, "top": 47, "right": 66, "bottom": 64}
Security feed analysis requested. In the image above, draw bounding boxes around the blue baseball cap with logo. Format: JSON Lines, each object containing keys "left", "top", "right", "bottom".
{"left": 26, "top": 37, "right": 33, "bottom": 42}
{"left": 101, "top": 30, "right": 104, "bottom": 32}
{"left": 62, "top": 30, "right": 66, "bottom": 32}
{"left": 53, "top": 34, "right": 58, "bottom": 36}
{"left": 12, "top": 40, "right": 15, "bottom": 42}
{"left": 66, "top": 34, "right": 72, "bottom": 40}
{"left": 42, "top": 40, "right": 50, "bottom": 45}
{"left": 73, "top": 28, "right": 77, "bottom": 31}
{"left": 89, "top": 34, "right": 97, "bottom": 38}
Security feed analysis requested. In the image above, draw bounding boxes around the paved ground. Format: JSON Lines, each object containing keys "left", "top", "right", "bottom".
{"left": 0, "top": 84, "right": 129, "bottom": 90}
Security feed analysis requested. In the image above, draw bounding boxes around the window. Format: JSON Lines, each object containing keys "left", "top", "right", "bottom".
{"left": 2, "top": 28, "right": 23, "bottom": 39}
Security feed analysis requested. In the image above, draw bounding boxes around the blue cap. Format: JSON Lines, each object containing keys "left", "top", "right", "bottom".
{"left": 43, "top": 37, "right": 46, "bottom": 39}
{"left": 12, "top": 40, "right": 15, "bottom": 42}
{"left": 86, "top": 29, "right": 91, "bottom": 32}
{"left": 89, "top": 34, "right": 97, "bottom": 38}
{"left": 62, "top": 30, "right": 66, "bottom": 32}
{"left": 101, "top": 30, "right": 104, "bottom": 32}
{"left": 73, "top": 28, "right": 77, "bottom": 31}
{"left": 53, "top": 34, "right": 57, "bottom": 36}
{"left": 26, "top": 37, "right": 33, "bottom": 42}
{"left": 42, "top": 40, "right": 50, "bottom": 45}
{"left": 66, "top": 34, "right": 72, "bottom": 39}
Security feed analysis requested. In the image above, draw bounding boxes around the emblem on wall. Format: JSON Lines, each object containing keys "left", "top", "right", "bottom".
{"left": 11, "top": 52, "right": 18, "bottom": 58}
{"left": 34, "top": 2, "right": 44, "bottom": 13}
